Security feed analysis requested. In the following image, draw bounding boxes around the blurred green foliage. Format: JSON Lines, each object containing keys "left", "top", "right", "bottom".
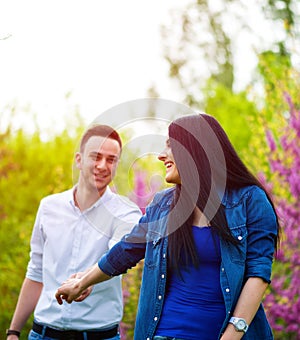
{"left": 1, "top": 50, "right": 299, "bottom": 340}
{"left": 0, "top": 119, "right": 83, "bottom": 338}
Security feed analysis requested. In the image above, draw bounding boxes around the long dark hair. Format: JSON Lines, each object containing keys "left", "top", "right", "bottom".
{"left": 167, "top": 113, "right": 280, "bottom": 273}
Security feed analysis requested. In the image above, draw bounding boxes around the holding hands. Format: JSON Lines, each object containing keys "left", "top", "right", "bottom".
{"left": 55, "top": 264, "right": 110, "bottom": 304}
{"left": 55, "top": 271, "right": 94, "bottom": 304}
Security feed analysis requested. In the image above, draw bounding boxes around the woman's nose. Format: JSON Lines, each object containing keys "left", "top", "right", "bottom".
{"left": 158, "top": 150, "right": 166, "bottom": 161}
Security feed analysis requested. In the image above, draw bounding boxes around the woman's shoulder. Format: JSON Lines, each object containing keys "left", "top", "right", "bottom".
{"left": 223, "top": 185, "right": 267, "bottom": 207}
{"left": 151, "top": 186, "right": 175, "bottom": 206}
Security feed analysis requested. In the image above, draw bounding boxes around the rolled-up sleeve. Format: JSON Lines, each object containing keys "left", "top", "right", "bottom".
{"left": 98, "top": 191, "right": 166, "bottom": 276}
{"left": 98, "top": 239, "right": 144, "bottom": 276}
{"left": 98, "top": 206, "right": 153, "bottom": 276}
{"left": 245, "top": 187, "right": 278, "bottom": 283}
{"left": 99, "top": 189, "right": 172, "bottom": 278}
{"left": 26, "top": 203, "right": 44, "bottom": 282}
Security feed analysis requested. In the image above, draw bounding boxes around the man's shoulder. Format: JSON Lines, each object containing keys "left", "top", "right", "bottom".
{"left": 108, "top": 191, "right": 141, "bottom": 212}
{"left": 40, "top": 188, "right": 72, "bottom": 205}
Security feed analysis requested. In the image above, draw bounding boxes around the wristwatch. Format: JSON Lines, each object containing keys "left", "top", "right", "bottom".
{"left": 229, "top": 317, "right": 249, "bottom": 333}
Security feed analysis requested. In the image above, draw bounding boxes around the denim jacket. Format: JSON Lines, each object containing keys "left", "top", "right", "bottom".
{"left": 99, "top": 185, "right": 277, "bottom": 340}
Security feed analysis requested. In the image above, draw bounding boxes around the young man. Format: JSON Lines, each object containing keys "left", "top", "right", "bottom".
{"left": 7, "top": 125, "right": 142, "bottom": 340}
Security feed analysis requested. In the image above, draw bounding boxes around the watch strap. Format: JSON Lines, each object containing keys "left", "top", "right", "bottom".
{"left": 6, "top": 329, "right": 21, "bottom": 337}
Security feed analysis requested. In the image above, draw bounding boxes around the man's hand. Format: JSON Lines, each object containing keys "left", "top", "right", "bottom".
{"left": 65, "top": 272, "right": 94, "bottom": 302}
{"left": 55, "top": 264, "right": 110, "bottom": 304}
{"left": 55, "top": 278, "right": 84, "bottom": 305}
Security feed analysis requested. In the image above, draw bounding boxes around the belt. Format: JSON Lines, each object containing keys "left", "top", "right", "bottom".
{"left": 32, "top": 321, "right": 118, "bottom": 339}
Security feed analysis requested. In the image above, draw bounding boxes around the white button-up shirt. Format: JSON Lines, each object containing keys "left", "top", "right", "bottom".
{"left": 26, "top": 186, "right": 142, "bottom": 330}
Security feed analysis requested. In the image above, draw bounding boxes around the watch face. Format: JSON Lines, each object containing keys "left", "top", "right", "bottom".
{"left": 230, "top": 317, "right": 248, "bottom": 333}
{"left": 237, "top": 320, "right": 246, "bottom": 329}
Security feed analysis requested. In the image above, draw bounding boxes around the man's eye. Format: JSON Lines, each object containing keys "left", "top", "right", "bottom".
{"left": 90, "top": 156, "right": 100, "bottom": 162}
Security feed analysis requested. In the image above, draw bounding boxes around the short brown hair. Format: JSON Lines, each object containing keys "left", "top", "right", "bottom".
{"left": 79, "top": 125, "right": 122, "bottom": 153}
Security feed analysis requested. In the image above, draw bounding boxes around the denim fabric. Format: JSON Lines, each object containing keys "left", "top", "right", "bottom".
{"left": 99, "top": 186, "right": 277, "bottom": 340}
{"left": 28, "top": 329, "right": 120, "bottom": 340}
{"left": 153, "top": 337, "right": 185, "bottom": 340}
{"left": 28, "top": 330, "right": 58, "bottom": 340}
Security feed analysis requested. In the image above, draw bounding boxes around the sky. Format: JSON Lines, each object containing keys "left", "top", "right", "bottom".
{"left": 0, "top": 0, "right": 286, "bottom": 135}
{"left": 0, "top": 0, "right": 192, "bottom": 134}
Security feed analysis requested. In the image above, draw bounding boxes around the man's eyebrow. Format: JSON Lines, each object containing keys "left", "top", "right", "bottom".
{"left": 89, "top": 151, "right": 102, "bottom": 156}
{"left": 89, "top": 151, "right": 119, "bottom": 158}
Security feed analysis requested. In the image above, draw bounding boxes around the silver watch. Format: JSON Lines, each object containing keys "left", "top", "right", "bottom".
{"left": 229, "top": 317, "right": 249, "bottom": 333}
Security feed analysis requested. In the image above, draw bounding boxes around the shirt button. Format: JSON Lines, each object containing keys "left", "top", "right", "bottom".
{"left": 221, "top": 267, "right": 224, "bottom": 271}
{"left": 163, "top": 253, "right": 166, "bottom": 258}
{"left": 161, "top": 274, "right": 165, "bottom": 279}
{"left": 225, "top": 288, "right": 230, "bottom": 293}
{"left": 238, "top": 235, "right": 243, "bottom": 240}
{"left": 158, "top": 295, "right": 162, "bottom": 300}
{"left": 147, "top": 338, "right": 150, "bottom": 340}
{"left": 154, "top": 317, "right": 158, "bottom": 321}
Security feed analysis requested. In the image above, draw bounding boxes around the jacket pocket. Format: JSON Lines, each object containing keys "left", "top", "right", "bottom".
{"left": 229, "top": 224, "right": 248, "bottom": 264}
{"left": 144, "top": 231, "right": 163, "bottom": 269}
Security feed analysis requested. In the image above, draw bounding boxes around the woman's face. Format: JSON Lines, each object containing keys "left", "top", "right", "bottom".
{"left": 158, "top": 139, "right": 181, "bottom": 184}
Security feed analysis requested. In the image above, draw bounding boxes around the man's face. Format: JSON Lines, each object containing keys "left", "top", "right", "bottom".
{"left": 76, "top": 136, "right": 121, "bottom": 195}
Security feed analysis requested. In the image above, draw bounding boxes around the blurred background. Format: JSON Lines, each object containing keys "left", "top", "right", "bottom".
{"left": 0, "top": 0, "right": 299, "bottom": 339}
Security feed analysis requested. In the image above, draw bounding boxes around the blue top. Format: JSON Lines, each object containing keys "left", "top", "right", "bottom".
{"left": 99, "top": 185, "right": 278, "bottom": 340}
{"left": 155, "top": 227, "right": 225, "bottom": 339}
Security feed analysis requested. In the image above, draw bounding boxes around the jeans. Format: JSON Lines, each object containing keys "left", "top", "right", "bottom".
{"left": 28, "top": 330, "right": 120, "bottom": 340}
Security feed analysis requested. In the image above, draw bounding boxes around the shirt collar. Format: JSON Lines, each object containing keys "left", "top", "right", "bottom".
{"left": 93, "top": 186, "right": 113, "bottom": 207}
{"left": 69, "top": 185, "right": 114, "bottom": 211}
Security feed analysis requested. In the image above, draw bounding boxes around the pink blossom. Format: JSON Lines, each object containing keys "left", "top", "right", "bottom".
{"left": 263, "top": 94, "right": 300, "bottom": 338}
{"left": 266, "top": 129, "right": 277, "bottom": 152}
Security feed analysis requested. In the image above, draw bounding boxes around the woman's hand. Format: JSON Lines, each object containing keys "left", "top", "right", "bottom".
{"left": 55, "top": 264, "right": 110, "bottom": 305}
{"left": 55, "top": 278, "right": 84, "bottom": 304}
{"left": 74, "top": 286, "right": 93, "bottom": 302}
{"left": 65, "top": 272, "right": 94, "bottom": 302}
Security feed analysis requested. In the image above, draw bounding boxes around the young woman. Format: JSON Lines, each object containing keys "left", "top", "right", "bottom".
{"left": 56, "top": 114, "right": 280, "bottom": 340}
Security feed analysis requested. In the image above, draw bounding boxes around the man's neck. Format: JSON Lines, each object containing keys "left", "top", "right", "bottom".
{"left": 74, "top": 185, "right": 106, "bottom": 211}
